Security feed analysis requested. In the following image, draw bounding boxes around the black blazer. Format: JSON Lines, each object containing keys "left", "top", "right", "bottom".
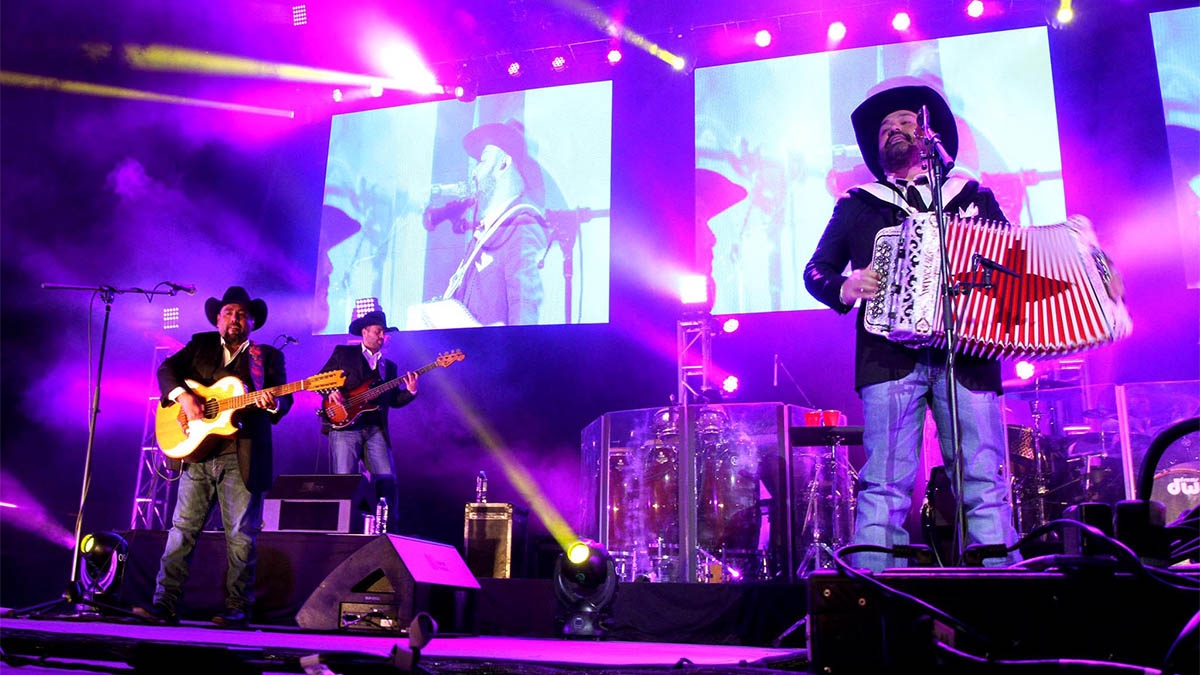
{"left": 320, "top": 344, "right": 417, "bottom": 441}
{"left": 157, "top": 331, "right": 292, "bottom": 492}
{"left": 804, "top": 178, "right": 1006, "bottom": 394}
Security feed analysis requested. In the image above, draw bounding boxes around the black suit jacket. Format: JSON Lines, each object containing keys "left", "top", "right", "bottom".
{"left": 320, "top": 344, "right": 417, "bottom": 442}
{"left": 804, "top": 178, "right": 1006, "bottom": 394}
{"left": 157, "top": 331, "right": 292, "bottom": 492}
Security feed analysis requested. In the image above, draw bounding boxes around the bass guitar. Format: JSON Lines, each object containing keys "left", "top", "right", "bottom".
{"left": 156, "top": 370, "right": 346, "bottom": 461}
{"left": 321, "top": 349, "right": 464, "bottom": 429}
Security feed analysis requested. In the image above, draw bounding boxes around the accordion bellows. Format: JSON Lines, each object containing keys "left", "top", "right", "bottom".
{"left": 864, "top": 214, "right": 1132, "bottom": 358}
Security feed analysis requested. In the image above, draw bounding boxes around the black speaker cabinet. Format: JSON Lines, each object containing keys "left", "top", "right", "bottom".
{"left": 464, "top": 502, "right": 527, "bottom": 578}
{"left": 296, "top": 534, "right": 481, "bottom": 634}
{"left": 264, "top": 474, "right": 369, "bottom": 533}
{"left": 807, "top": 568, "right": 1199, "bottom": 673}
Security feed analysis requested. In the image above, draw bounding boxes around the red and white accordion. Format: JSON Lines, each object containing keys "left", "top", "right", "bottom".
{"left": 864, "top": 214, "right": 1131, "bottom": 358}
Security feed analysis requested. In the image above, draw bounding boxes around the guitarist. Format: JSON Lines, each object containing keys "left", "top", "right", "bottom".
{"left": 136, "top": 286, "right": 292, "bottom": 628}
{"left": 320, "top": 309, "right": 418, "bottom": 534}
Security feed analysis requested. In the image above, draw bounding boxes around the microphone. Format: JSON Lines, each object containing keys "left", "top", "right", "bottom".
{"left": 971, "top": 253, "right": 1019, "bottom": 278}
{"left": 423, "top": 197, "right": 475, "bottom": 232}
{"left": 283, "top": 335, "right": 299, "bottom": 345}
{"left": 164, "top": 281, "right": 196, "bottom": 296}
{"left": 918, "top": 104, "right": 955, "bottom": 173}
{"left": 773, "top": 354, "right": 779, "bottom": 387}
{"left": 430, "top": 182, "right": 471, "bottom": 200}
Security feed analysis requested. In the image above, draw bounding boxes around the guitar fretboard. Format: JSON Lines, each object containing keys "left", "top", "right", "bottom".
{"left": 346, "top": 359, "right": 443, "bottom": 407}
{"left": 207, "top": 381, "right": 306, "bottom": 415}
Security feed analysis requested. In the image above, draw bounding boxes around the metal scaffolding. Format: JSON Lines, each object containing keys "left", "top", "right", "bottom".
{"left": 129, "top": 345, "right": 177, "bottom": 530}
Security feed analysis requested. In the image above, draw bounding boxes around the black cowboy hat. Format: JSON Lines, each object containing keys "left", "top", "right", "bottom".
{"left": 851, "top": 76, "right": 959, "bottom": 181}
{"left": 205, "top": 286, "right": 268, "bottom": 328}
{"left": 349, "top": 310, "right": 398, "bottom": 336}
{"left": 463, "top": 118, "right": 548, "bottom": 208}
{"left": 695, "top": 168, "right": 748, "bottom": 224}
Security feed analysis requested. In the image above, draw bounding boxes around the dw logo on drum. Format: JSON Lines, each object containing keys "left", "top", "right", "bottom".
{"left": 1165, "top": 474, "right": 1200, "bottom": 498}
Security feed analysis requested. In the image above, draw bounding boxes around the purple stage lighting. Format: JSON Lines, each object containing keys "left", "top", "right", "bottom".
{"left": 892, "top": 12, "right": 912, "bottom": 31}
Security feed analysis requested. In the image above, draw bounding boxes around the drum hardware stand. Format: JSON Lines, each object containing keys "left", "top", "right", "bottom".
{"left": 8, "top": 282, "right": 184, "bottom": 620}
{"left": 791, "top": 428, "right": 859, "bottom": 577}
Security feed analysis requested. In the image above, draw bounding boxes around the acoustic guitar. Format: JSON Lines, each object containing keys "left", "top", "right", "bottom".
{"left": 320, "top": 349, "right": 464, "bottom": 429}
{"left": 156, "top": 370, "right": 345, "bottom": 461}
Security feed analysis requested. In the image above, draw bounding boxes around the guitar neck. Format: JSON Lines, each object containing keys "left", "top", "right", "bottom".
{"left": 352, "top": 359, "right": 440, "bottom": 404}
{"left": 218, "top": 380, "right": 304, "bottom": 413}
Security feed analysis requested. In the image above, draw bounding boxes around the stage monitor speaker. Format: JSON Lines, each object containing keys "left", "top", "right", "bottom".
{"left": 296, "top": 534, "right": 481, "bottom": 635}
{"left": 263, "top": 474, "right": 369, "bottom": 533}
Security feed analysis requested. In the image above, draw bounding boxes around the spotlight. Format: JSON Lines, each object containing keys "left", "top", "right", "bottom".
{"left": 720, "top": 317, "right": 739, "bottom": 333}
{"left": 551, "top": 55, "right": 567, "bottom": 72}
{"left": 162, "top": 306, "right": 180, "bottom": 330}
{"left": 967, "top": 0, "right": 985, "bottom": 18}
{"left": 368, "top": 83, "right": 383, "bottom": 98}
{"left": 606, "top": 48, "right": 622, "bottom": 65}
{"left": 679, "top": 274, "right": 713, "bottom": 315}
{"left": 79, "top": 531, "right": 128, "bottom": 599}
{"left": 1015, "top": 360, "right": 1036, "bottom": 380}
{"left": 292, "top": 4, "right": 307, "bottom": 27}
{"left": 554, "top": 539, "right": 616, "bottom": 638}
{"left": 892, "top": 12, "right": 912, "bottom": 31}
{"left": 1056, "top": 1, "right": 1074, "bottom": 25}
{"left": 453, "top": 64, "right": 477, "bottom": 103}
{"left": 754, "top": 29, "right": 772, "bottom": 48}
{"left": 507, "top": 61, "right": 521, "bottom": 77}
{"left": 828, "top": 21, "right": 847, "bottom": 42}
{"left": 721, "top": 375, "right": 739, "bottom": 395}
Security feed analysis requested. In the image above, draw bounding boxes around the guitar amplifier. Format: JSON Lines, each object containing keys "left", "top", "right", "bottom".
{"left": 463, "top": 502, "right": 527, "bottom": 578}
{"left": 264, "top": 474, "right": 370, "bottom": 533}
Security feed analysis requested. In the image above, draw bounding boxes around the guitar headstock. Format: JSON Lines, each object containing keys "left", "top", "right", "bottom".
{"left": 436, "top": 349, "right": 465, "bottom": 367}
{"left": 306, "top": 369, "right": 347, "bottom": 392}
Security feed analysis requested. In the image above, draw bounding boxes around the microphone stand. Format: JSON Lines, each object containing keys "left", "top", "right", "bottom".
{"left": 7, "top": 282, "right": 183, "bottom": 619}
{"left": 920, "top": 118, "right": 970, "bottom": 567}
{"left": 539, "top": 207, "right": 609, "bottom": 324}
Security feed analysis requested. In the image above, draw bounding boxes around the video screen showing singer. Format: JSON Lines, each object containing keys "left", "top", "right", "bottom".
{"left": 313, "top": 84, "right": 612, "bottom": 335}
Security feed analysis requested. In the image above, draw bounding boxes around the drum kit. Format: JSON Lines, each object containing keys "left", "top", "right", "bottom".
{"left": 606, "top": 406, "right": 767, "bottom": 583}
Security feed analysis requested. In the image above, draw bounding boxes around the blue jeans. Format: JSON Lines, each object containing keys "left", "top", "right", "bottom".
{"left": 155, "top": 451, "right": 262, "bottom": 612}
{"left": 330, "top": 426, "right": 397, "bottom": 531}
{"left": 855, "top": 362, "right": 1020, "bottom": 572}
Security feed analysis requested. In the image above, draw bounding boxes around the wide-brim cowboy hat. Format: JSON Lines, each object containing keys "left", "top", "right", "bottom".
{"left": 463, "top": 119, "right": 548, "bottom": 208}
{"left": 205, "top": 286, "right": 268, "bottom": 328}
{"left": 695, "top": 168, "right": 748, "bottom": 224}
{"left": 348, "top": 310, "right": 399, "bottom": 336}
{"left": 851, "top": 76, "right": 959, "bottom": 181}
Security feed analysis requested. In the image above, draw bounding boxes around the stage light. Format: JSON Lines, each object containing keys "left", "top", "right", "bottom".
{"left": 607, "top": 48, "right": 622, "bottom": 64}
{"left": 292, "top": 4, "right": 307, "bottom": 27}
{"left": 79, "top": 531, "right": 128, "bottom": 599}
{"left": 331, "top": 88, "right": 342, "bottom": 102}
{"left": 507, "top": 61, "right": 521, "bottom": 77}
{"left": 754, "top": 29, "right": 772, "bottom": 48}
{"left": 967, "top": 1, "right": 985, "bottom": 18}
{"left": 828, "top": 21, "right": 847, "bottom": 42}
{"left": 721, "top": 375, "right": 739, "bottom": 394}
{"left": 720, "top": 317, "right": 739, "bottom": 333}
{"left": 892, "top": 12, "right": 912, "bottom": 32}
{"left": 1056, "top": 1, "right": 1074, "bottom": 25}
{"left": 669, "top": 55, "right": 687, "bottom": 72}
{"left": 1016, "top": 360, "right": 1036, "bottom": 380}
{"left": 554, "top": 539, "right": 616, "bottom": 638}
{"left": 679, "top": 274, "right": 712, "bottom": 314}
{"left": 551, "top": 55, "right": 567, "bottom": 72}
{"left": 162, "top": 307, "right": 180, "bottom": 330}
{"left": 369, "top": 83, "right": 383, "bottom": 97}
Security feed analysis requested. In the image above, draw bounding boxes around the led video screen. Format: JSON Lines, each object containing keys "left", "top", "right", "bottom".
{"left": 695, "top": 27, "right": 1063, "bottom": 315}
{"left": 314, "top": 81, "right": 612, "bottom": 334}
{"left": 1151, "top": 6, "right": 1200, "bottom": 289}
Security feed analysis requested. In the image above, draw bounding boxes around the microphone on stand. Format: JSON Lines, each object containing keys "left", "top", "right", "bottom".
{"left": 918, "top": 104, "right": 955, "bottom": 173}
{"left": 430, "top": 182, "right": 471, "bottom": 200}
{"left": 283, "top": 335, "right": 299, "bottom": 344}
{"left": 164, "top": 281, "right": 196, "bottom": 296}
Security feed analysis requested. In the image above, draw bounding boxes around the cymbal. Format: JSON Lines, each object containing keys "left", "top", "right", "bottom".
{"left": 1001, "top": 377, "right": 1076, "bottom": 394}
{"left": 1082, "top": 408, "right": 1116, "bottom": 420}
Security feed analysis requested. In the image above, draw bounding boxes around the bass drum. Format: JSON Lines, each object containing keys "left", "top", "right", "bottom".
{"left": 1151, "top": 463, "right": 1200, "bottom": 524}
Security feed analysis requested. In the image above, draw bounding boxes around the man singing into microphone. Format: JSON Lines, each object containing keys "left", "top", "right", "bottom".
{"left": 803, "top": 77, "right": 1020, "bottom": 572}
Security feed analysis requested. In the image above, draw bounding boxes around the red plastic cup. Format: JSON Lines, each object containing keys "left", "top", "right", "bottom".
{"left": 822, "top": 409, "right": 841, "bottom": 427}
{"left": 804, "top": 410, "right": 822, "bottom": 426}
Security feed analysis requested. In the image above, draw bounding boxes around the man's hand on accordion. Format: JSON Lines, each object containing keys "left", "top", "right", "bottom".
{"left": 839, "top": 268, "right": 882, "bottom": 305}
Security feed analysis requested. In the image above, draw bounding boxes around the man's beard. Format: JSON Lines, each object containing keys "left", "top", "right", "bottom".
{"left": 880, "top": 134, "right": 920, "bottom": 174}
{"left": 222, "top": 327, "right": 247, "bottom": 345}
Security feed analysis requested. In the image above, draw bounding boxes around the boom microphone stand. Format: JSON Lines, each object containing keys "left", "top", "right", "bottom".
{"left": 7, "top": 282, "right": 186, "bottom": 619}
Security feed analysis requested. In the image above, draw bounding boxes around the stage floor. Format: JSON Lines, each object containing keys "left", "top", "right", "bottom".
{"left": 0, "top": 615, "right": 810, "bottom": 674}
